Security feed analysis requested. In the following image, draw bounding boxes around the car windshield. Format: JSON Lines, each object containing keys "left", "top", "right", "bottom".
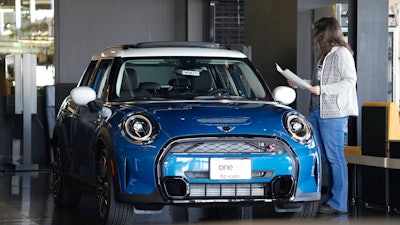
{"left": 114, "top": 57, "right": 273, "bottom": 101}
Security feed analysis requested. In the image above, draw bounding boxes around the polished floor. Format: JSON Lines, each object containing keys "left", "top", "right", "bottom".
{"left": 0, "top": 170, "right": 400, "bottom": 225}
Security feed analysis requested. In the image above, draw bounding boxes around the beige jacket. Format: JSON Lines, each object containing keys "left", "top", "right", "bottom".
{"left": 319, "top": 46, "right": 359, "bottom": 118}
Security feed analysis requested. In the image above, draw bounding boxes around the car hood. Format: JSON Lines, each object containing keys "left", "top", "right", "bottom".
{"left": 112, "top": 100, "right": 293, "bottom": 139}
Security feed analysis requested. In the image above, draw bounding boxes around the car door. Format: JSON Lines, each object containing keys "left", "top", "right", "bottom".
{"left": 71, "top": 60, "right": 112, "bottom": 182}
{"left": 57, "top": 60, "right": 97, "bottom": 174}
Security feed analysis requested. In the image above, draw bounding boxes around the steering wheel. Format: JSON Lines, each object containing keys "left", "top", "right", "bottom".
{"left": 207, "top": 88, "right": 237, "bottom": 96}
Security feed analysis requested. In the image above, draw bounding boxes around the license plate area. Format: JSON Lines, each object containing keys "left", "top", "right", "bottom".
{"left": 209, "top": 158, "right": 251, "bottom": 180}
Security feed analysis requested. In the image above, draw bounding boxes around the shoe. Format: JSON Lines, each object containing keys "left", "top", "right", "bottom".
{"left": 318, "top": 203, "right": 347, "bottom": 214}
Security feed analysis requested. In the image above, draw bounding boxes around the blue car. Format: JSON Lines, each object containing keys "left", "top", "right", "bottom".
{"left": 53, "top": 42, "right": 321, "bottom": 225}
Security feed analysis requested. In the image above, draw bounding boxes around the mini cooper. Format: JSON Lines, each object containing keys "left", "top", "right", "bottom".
{"left": 53, "top": 42, "right": 321, "bottom": 225}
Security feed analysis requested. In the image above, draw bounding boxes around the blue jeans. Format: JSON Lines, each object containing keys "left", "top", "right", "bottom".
{"left": 310, "top": 109, "right": 348, "bottom": 212}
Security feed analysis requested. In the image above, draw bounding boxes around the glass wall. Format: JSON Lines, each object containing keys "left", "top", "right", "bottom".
{"left": 209, "top": 0, "right": 244, "bottom": 45}
{"left": 0, "top": 0, "right": 54, "bottom": 95}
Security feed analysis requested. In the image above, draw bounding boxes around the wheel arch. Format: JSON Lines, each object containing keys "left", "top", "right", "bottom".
{"left": 96, "top": 127, "right": 123, "bottom": 194}
{"left": 52, "top": 123, "right": 68, "bottom": 151}
{"left": 52, "top": 125, "right": 70, "bottom": 172}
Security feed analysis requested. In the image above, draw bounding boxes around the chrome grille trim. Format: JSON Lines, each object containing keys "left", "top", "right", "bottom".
{"left": 157, "top": 137, "right": 299, "bottom": 201}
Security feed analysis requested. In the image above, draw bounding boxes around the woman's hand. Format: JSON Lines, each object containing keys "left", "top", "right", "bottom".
{"left": 308, "top": 85, "right": 321, "bottom": 95}
{"left": 287, "top": 80, "right": 298, "bottom": 89}
{"left": 288, "top": 80, "right": 320, "bottom": 95}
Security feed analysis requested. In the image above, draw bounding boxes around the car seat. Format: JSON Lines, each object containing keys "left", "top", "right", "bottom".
{"left": 120, "top": 68, "right": 151, "bottom": 98}
{"left": 191, "top": 70, "right": 213, "bottom": 96}
{"left": 168, "top": 78, "right": 191, "bottom": 98}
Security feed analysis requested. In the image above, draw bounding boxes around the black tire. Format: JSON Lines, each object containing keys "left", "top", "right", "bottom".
{"left": 52, "top": 143, "right": 82, "bottom": 207}
{"left": 291, "top": 201, "right": 319, "bottom": 219}
{"left": 97, "top": 148, "right": 133, "bottom": 225}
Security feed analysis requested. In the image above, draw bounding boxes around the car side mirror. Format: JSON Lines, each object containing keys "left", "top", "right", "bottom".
{"left": 70, "top": 86, "right": 111, "bottom": 118}
{"left": 272, "top": 86, "right": 296, "bottom": 105}
{"left": 70, "top": 86, "right": 96, "bottom": 106}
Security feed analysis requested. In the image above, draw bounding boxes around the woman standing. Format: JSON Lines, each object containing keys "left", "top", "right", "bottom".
{"left": 289, "top": 17, "right": 359, "bottom": 214}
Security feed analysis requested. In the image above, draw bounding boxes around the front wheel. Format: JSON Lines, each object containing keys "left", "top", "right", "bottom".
{"left": 97, "top": 148, "right": 133, "bottom": 225}
{"left": 291, "top": 201, "right": 319, "bottom": 219}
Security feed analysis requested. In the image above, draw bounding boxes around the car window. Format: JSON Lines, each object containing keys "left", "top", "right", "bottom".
{"left": 113, "top": 57, "right": 272, "bottom": 101}
{"left": 92, "top": 60, "right": 112, "bottom": 99}
{"left": 77, "top": 60, "right": 97, "bottom": 86}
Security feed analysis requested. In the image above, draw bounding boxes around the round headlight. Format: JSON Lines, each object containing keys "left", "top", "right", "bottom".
{"left": 284, "top": 111, "right": 313, "bottom": 144}
{"left": 122, "top": 113, "right": 158, "bottom": 144}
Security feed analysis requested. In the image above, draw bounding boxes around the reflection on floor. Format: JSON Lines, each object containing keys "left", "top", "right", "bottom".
{"left": 0, "top": 171, "right": 399, "bottom": 225}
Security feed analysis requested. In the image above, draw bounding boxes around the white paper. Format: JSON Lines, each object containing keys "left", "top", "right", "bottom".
{"left": 275, "top": 63, "right": 311, "bottom": 89}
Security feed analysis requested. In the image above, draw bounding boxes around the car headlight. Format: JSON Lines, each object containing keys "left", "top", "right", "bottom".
{"left": 284, "top": 111, "right": 313, "bottom": 144}
{"left": 121, "top": 113, "right": 158, "bottom": 144}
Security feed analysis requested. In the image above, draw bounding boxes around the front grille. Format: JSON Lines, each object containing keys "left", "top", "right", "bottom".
{"left": 189, "top": 183, "right": 266, "bottom": 197}
{"left": 168, "top": 137, "right": 288, "bottom": 154}
{"left": 163, "top": 176, "right": 294, "bottom": 199}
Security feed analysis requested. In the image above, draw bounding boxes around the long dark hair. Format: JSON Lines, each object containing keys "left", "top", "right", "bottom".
{"left": 312, "top": 17, "right": 353, "bottom": 59}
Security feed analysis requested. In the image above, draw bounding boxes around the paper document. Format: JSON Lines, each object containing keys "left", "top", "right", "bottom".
{"left": 275, "top": 63, "right": 311, "bottom": 89}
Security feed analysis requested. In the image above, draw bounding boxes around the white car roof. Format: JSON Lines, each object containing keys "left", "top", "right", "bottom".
{"left": 92, "top": 42, "right": 248, "bottom": 59}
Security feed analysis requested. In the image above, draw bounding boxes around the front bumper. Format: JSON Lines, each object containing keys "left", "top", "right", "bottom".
{"left": 114, "top": 136, "right": 320, "bottom": 207}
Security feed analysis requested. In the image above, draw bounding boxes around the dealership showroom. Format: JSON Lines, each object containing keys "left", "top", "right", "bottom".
{"left": 2, "top": 0, "right": 400, "bottom": 224}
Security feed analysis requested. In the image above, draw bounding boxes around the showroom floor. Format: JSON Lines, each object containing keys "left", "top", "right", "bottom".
{"left": 0, "top": 170, "right": 399, "bottom": 225}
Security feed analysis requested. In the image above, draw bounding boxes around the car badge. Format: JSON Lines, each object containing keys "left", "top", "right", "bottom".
{"left": 217, "top": 126, "right": 235, "bottom": 132}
